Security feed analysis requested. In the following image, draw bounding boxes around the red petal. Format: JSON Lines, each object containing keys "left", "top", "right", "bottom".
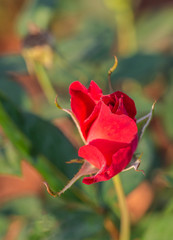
{"left": 115, "top": 91, "right": 137, "bottom": 119}
{"left": 69, "top": 81, "right": 96, "bottom": 127}
{"left": 70, "top": 81, "right": 103, "bottom": 139}
{"left": 82, "top": 101, "right": 101, "bottom": 139}
{"left": 79, "top": 135, "right": 138, "bottom": 184}
{"left": 116, "top": 95, "right": 128, "bottom": 115}
{"left": 88, "top": 80, "right": 102, "bottom": 102}
{"left": 87, "top": 102, "right": 138, "bottom": 144}
{"left": 82, "top": 144, "right": 134, "bottom": 185}
{"left": 86, "top": 139, "right": 128, "bottom": 166}
{"left": 78, "top": 144, "right": 105, "bottom": 169}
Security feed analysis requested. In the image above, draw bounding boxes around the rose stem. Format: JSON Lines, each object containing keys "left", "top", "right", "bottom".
{"left": 113, "top": 174, "right": 130, "bottom": 240}
{"left": 34, "top": 62, "right": 56, "bottom": 104}
{"left": 108, "top": 56, "right": 118, "bottom": 93}
{"left": 108, "top": 73, "right": 114, "bottom": 93}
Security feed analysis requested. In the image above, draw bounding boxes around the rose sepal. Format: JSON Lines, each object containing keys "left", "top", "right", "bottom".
{"left": 55, "top": 95, "right": 86, "bottom": 144}
{"left": 44, "top": 160, "right": 98, "bottom": 196}
{"left": 122, "top": 153, "right": 145, "bottom": 174}
{"left": 137, "top": 101, "right": 156, "bottom": 141}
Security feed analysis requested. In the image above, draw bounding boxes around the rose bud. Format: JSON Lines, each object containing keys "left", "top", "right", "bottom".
{"left": 69, "top": 80, "right": 138, "bottom": 185}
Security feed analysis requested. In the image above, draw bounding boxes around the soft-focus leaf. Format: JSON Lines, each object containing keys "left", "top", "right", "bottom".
{"left": 141, "top": 213, "right": 173, "bottom": 240}
{"left": 0, "top": 141, "right": 22, "bottom": 175}
{"left": 47, "top": 204, "right": 109, "bottom": 240}
{"left": 0, "top": 91, "right": 82, "bottom": 198}
{"left": 1, "top": 196, "right": 109, "bottom": 240}
{"left": 162, "top": 165, "right": 173, "bottom": 187}
{"left": 0, "top": 98, "right": 32, "bottom": 158}
{"left": 111, "top": 53, "right": 172, "bottom": 85}
{"left": 59, "top": 19, "right": 114, "bottom": 63}
{"left": 0, "top": 215, "right": 10, "bottom": 239}
{"left": 137, "top": 7, "right": 173, "bottom": 51}
{"left": 0, "top": 196, "right": 57, "bottom": 240}
{"left": 0, "top": 55, "right": 30, "bottom": 108}
{"left": 160, "top": 81, "right": 173, "bottom": 139}
{"left": 17, "top": 0, "right": 56, "bottom": 35}
{"left": 0, "top": 55, "right": 26, "bottom": 73}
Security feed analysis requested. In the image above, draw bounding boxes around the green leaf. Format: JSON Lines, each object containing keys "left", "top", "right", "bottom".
{"left": 0, "top": 196, "right": 109, "bottom": 240}
{"left": 17, "top": 0, "right": 56, "bottom": 35}
{"left": 48, "top": 206, "right": 109, "bottom": 240}
{"left": 0, "top": 99, "right": 32, "bottom": 158}
{"left": 0, "top": 91, "right": 82, "bottom": 199}
{"left": 59, "top": 19, "right": 113, "bottom": 63}
{"left": 0, "top": 55, "right": 30, "bottom": 108}
{"left": 0, "top": 55, "right": 26, "bottom": 73}
{"left": 0, "top": 215, "right": 10, "bottom": 239}
{"left": 0, "top": 140, "right": 22, "bottom": 175}
{"left": 141, "top": 213, "right": 173, "bottom": 240}
{"left": 111, "top": 53, "right": 172, "bottom": 85}
{"left": 160, "top": 81, "right": 173, "bottom": 139}
{"left": 137, "top": 7, "right": 173, "bottom": 51}
{"left": 0, "top": 196, "right": 57, "bottom": 240}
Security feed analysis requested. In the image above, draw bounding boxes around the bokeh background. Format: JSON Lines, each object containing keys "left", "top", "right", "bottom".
{"left": 0, "top": 0, "right": 173, "bottom": 239}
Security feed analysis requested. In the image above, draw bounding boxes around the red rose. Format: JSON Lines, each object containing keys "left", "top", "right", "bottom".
{"left": 69, "top": 81, "right": 138, "bottom": 184}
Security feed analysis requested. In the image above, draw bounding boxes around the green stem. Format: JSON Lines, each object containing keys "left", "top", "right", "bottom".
{"left": 34, "top": 62, "right": 56, "bottom": 104}
{"left": 113, "top": 174, "right": 130, "bottom": 240}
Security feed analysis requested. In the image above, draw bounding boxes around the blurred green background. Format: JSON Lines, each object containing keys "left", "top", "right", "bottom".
{"left": 0, "top": 0, "right": 173, "bottom": 239}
